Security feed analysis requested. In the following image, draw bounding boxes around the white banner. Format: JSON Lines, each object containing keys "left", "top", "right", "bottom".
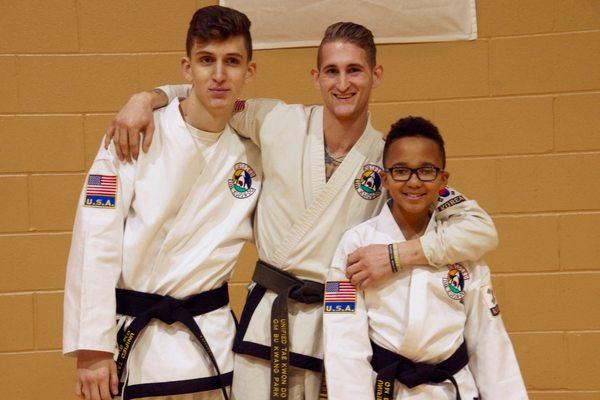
{"left": 220, "top": 0, "right": 478, "bottom": 49}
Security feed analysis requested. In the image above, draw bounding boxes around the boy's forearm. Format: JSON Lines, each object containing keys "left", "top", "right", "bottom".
{"left": 396, "top": 239, "right": 428, "bottom": 267}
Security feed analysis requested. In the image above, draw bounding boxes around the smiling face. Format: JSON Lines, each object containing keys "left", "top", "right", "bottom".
{"left": 311, "top": 41, "right": 382, "bottom": 121}
{"left": 181, "top": 35, "right": 255, "bottom": 115}
{"left": 382, "top": 136, "right": 449, "bottom": 220}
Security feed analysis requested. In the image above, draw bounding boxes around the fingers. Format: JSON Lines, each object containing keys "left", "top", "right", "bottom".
{"left": 104, "top": 124, "right": 115, "bottom": 150}
{"left": 80, "top": 375, "right": 92, "bottom": 400}
{"left": 345, "top": 262, "right": 362, "bottom": 279}
{"left": 109, "top": 361, "right": 119, "bottom": 395}
{"left": 128, "top": 126, "right": 140, "bottom": 161}
{"left": 118, "top": 126, "right": 131, "bottom": 162}
{"left": 346, "top": 249, "right": 359, "bottom": 266}
{"left": 75, "top": 379, "right": 83, "bottom": 397}
{"left": 349, "top": 270, "right": 367, "bottom": 287}
{"left": 98, "top": 374, "right": 111, "bottom": 400}
{"left": 142, "top": 119, "right": 155, "bottom": 153}
{"left": 113, "top": 129, "right": 124, "bottom": 161}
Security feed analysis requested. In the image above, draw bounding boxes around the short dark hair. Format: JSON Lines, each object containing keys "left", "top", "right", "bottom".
{"left": 186, "top": 5, "right": 252, "bottom": 60}
{"left": 383, "top": 116, "right": 446, "bottom": 168}
{"left": 317, "top": 22, "right": 376, "bottom": 68}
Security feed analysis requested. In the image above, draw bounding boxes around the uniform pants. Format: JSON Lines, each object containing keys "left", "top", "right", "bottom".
{"left": 116, "top": 388, "right": 228, "bottom": 400}
{"left": 231, "top": 354, "right": 322, "bottom": 400}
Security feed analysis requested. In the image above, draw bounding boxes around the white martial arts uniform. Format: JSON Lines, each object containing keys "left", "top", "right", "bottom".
{"left": 63, "top": 98, "right": 261, "bottom": 400}
{"left": 323, "top": 202, "right": 527, "bottom": 400}
{"left": 160, "top": 85, "right": 498, "bottom": 400}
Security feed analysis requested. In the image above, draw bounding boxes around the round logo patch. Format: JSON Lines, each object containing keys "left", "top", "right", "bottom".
{"left": 228, "top": 162, "right": 257, "bottom": 199}
{"left": 442, "top": 263, "right": 470, "bottom": 300}
{"left": 354, "top": 164, "right": 383, "bottom": 200}
{"left": 438, "top": 186, "right": 451, "bottom": 198}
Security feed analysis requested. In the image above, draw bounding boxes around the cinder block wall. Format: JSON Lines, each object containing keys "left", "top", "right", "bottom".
{"left": 0, "top": 1, "right": 598, "bottom": 398}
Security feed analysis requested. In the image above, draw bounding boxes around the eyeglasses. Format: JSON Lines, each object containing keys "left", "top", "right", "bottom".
{"left": 385, "top": 166, "right": 441, "bottom": 182}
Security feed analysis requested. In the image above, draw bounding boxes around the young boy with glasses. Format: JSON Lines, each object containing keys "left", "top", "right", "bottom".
{"left": 323, "top": 116, "right": 527, "bottom": 400}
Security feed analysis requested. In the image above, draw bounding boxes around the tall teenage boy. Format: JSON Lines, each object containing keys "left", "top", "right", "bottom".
{"left": 63, "top": 6, "right": 259, "bottom": 400}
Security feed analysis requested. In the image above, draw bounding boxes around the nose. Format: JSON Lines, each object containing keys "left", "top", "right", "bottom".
{"left": 337, "top": 72, "right": 350, "bottom": 92}
{"left": 213, "top": 61, "right": 226, "bottom": 83}
{"left": 406, "top": 171, "right": 422, "bottom": 188}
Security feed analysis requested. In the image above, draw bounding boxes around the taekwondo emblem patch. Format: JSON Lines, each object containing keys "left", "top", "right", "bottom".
{"left": 324, "top": 281, "right": 356, "bottom": 313}
{"left": 443, "top": 263, "right": 470, "bottom": 300}
{"left": 437, "top": 186, "right": 466, "bottom": 212}
{"left": 354, "top": 164, "right": 383, "bottom": 200}
{"left": 228, "top": 162, "right": 257, "bottom": 199}
{"left": 83, "top": 174, "right": 117, "bottom": 208}
{"left": 481, "top": 285, "right": 501, "bottom": 316}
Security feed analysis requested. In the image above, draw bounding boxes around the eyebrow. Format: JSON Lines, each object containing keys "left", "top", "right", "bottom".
{"left": 193, "top": 50, "right": 244, "bottom": 58}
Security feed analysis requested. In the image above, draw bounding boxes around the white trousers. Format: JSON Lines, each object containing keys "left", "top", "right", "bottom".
{"left": 231, "top": 354, "right": 322, "bottom": 400}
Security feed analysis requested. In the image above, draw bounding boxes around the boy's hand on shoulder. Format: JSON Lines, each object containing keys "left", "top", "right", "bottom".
{"left": 76, "top": 350, "right": 119, "bottom": 400}
{"left": 346, "top": 244, "right": 392, "bottom": 288}
{"left": 104, "top": 91, "right": 157, "bottom": 163}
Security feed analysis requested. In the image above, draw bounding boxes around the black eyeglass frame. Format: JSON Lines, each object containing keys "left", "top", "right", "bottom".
{"left": 384, "top": 166, "right": 443, "bottom": 182}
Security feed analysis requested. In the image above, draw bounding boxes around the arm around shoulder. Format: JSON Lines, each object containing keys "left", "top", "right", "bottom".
{"left": 422, "top": 187, "right": 498, "bottom": 267}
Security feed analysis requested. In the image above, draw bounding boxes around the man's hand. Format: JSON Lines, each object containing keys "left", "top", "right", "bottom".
{"left": 76, "top": 350, "right": 119, "bottom": 400}
{"left": 346, "top": 240, "right": 428, "bottom": 288}
{"left": 346, "top": 244, "right": 393, "bottom": 288}
{"left": 104, "top": 91, "right": 165, "bottom": 162}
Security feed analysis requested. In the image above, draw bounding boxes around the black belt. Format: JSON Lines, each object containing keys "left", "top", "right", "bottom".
{"left": 252, "top": 260, "right": 324, "bottom": 400}
{"left": 115, "top": 284, "right": 230, "bottom": 400}
{"left": 370, "top": 340, "right": 469, "bottom": 400}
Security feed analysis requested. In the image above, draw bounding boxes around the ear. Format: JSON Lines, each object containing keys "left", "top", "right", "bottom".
{"left": 245, "top": 61, "right": 257, "bottom": 83}
{"left": 371, "top": 64, "right": 383, "bottom": 89}
{"left": 381, "top": 170, "right": 391, "bottom": 191}
{"left": 310, "top": 68, "right": 320, "bottom": 90}
{"left": 181, "top": 56, "right": 192, "bottom": 82}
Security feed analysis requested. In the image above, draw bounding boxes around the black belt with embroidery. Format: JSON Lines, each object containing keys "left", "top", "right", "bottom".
{"left": 252, "top": 260, "right": 324, "bottom": 400}
{"left": 370, "top": 340, "right": 469, "bottom": 400}
{"left": 115, "top": 283, "right": 230, "bottom": 400}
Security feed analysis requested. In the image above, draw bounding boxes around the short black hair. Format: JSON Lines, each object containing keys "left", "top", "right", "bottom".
{"left": 186, "top": 5, "right": 252, "bottom": 60}
{"left": 383, "top": 116, "right": 446, "bottom": 168}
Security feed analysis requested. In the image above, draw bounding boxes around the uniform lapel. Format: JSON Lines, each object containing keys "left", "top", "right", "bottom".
{"left": 270, "top": 109, "right": 382, "bottom": 268}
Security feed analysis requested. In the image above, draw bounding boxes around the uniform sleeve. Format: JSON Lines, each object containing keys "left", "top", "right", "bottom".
{"left": 463, "top": 264, "right": 528, "bottom": 399}
{"left": 323, "top": 231, "right": 375, "bottom": 400}
{"left": 229, "top": 98, "right": 282, "bottom": 147}
{"left": 421, "top": 186, "right": 499, "bottom": 267}
{"left": 155, "top": 84, "right": 191, "bottom": 102}
{"left": 62, "top": 142, "right": 135, "bottom": 356}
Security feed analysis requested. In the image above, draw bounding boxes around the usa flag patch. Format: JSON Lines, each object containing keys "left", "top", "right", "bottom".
{"left": 84, "top": 174, "right": 117, "bottom": 208}
{"left": 324, "top": 281, "right": 356, "bottom": 313}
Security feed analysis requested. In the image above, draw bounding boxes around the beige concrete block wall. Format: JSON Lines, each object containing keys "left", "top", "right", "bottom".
{"left": 0, "top": 0, "right": 597, "bottom": 398}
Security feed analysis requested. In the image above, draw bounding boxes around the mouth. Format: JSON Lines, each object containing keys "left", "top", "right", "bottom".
{"left": 209, "top": 88, "right": 230, "bottom": 95}
{"left": 402, "top": 192, "right": 426, "bottom": 200}
{"left": 333, "top": 92, "right": 356, "bottom": 101}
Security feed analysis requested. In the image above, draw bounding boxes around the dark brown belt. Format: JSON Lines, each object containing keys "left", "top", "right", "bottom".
{"left": 252, "top": 260, "right": 324, "bottom": 400}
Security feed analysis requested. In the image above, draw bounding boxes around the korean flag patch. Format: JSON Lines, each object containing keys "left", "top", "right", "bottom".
{"left": 480, "top": 284, "right": 500, "bottom": 316}
{"left": 84, "top": 174, "right": 117, "bottom": 208}
{"left": 324, "top": 281, "right": 356, "bottom": 313}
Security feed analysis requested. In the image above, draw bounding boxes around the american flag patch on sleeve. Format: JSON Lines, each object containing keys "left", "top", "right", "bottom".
{"left": 324, "top": 281, "right": 356, "bottom": 313}
{"left": 84, "top": 174, "right": 117, "bottom": 208}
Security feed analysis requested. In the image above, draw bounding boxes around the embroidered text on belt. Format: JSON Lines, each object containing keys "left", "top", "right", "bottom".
{"left": 370, "top": 340, "right": 469, "bottom": 400}
{"left": 252, "top": 260, "right": 324, "bottom": 400}
{"left": 115, "top": 283, "right": 230, "bottom": 400}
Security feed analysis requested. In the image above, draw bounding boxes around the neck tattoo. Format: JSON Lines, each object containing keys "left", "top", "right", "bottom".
{"left": 324, "top": 147, "right": 346, "bottom": 182}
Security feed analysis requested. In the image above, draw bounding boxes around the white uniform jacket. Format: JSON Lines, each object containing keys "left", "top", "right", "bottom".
{"left": 160, "top": 86, "right": 498, "bottom": 373}
{"left": 323, "top": 203, "right": 528, "bottom": 400}
{"left": 63, "top": 98, "right": 262, "bottom": 399}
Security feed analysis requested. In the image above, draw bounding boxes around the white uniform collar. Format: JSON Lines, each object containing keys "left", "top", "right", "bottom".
{"left": 375, "top": 200, "right": 437, "bottom": 242}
